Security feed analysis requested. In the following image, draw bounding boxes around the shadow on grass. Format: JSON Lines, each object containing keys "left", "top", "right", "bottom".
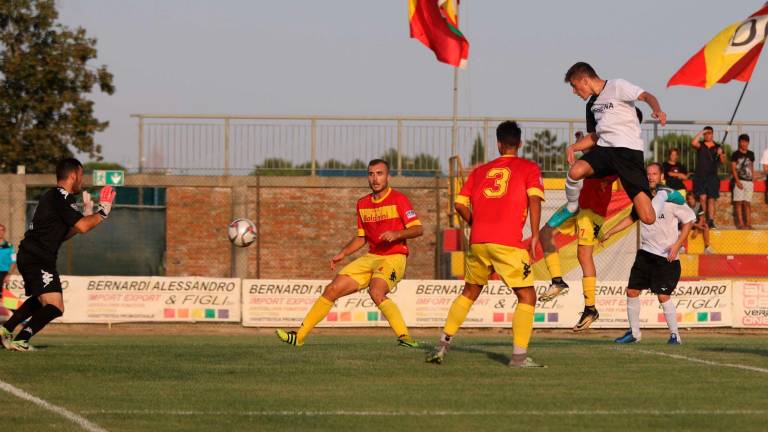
{"left": 698, "top": 346, "right": 768, "bottom": 358}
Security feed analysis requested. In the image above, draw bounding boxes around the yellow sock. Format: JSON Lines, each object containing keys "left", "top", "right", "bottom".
{"left": 582, "top": 276, "right": 596, "bottom": 307}
{"left": 512, "top": 303, "right": 535, "bottom": 350}
{"left": 544, "top": 253, "right": 562, "bottom": 279}
{"left": 443, "top": 295, "right": 474, "bottom": 336}
{"left": 296, "top": 296, "right": 334, "bottom": 344}
{"left": 378, "top": 298, "right": 409, "bottom": 337}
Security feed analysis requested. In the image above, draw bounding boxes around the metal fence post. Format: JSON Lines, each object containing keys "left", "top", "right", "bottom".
{"left": 311, "top": 118, "right": 317, "bottom": 176}
{"left": 396, "top": 119, "right": 403, "bottom": 176}
{"left": 224, "top": 118, "right": 231, "bottom": 176}
{"left": 138, "top": 116, "right": 144, "bottom": 173}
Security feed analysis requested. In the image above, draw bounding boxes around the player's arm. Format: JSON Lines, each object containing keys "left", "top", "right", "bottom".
{"left": 637, "top": 91, "right": 666, "bottom": 126}
{"left": 71, "top": 187, "right": 117, "bottom": 235}
{"left": 566, "top": 133, "right": 597, "bottom": 165}
{"left": 528, "top": 196, "right": 542, "bottom": 260}
{"left": 454, "top": 202, "right": 471, "bottom": 225}
{"left": 454, "top": 170, "right": 475, "bottom": 225}
{"left": 330, "top": 235, "right": 367, "bottom": 271}
{"left": 380, "top": 196, "right": 424, "bottom": 242}
{"left": 599, "top": 216, "right": 635, "bottom": 244}
{"left": 668, "top": 220, "right": 694, "bottom": 262}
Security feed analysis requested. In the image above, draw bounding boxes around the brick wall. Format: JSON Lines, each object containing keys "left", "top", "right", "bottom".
{"left": 166, "top": 187, "right": 233, "bottom": 276}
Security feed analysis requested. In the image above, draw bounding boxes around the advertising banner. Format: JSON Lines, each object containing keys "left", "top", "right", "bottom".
{"left": 732, "top": 281, "right": 768, "bottom": 328}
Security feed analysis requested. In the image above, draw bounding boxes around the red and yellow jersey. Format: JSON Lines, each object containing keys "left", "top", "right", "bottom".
{"left": 579, "top": 175, "right": 618, "bottom": 217}
{"left": 455, "top": 155, "right": 544, "bottom": 248}
{"left": 356, "top": 188, "right": 421, "bottom": 256}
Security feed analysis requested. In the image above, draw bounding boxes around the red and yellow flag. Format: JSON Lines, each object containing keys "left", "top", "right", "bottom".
{"left": 668, "top": 4, "right": 768, "bottom": 88}
{"left": 1, "top": 287, "right": 21, "bottom": 310}
{"left": 409, "top": 0, "right": 469, "bottom": 68}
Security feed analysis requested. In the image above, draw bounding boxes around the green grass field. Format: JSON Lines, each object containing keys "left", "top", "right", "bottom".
{"left": 0, "top": 329, "right": 767, "bottom": 432}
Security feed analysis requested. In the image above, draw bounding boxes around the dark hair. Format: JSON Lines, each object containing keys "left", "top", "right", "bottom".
{"left": 564, "top": 62, "right": 599, "bottom": 82}
{"left": 56, "top": 158, "right": 83, "bottom": 181}
{"left": 738, "top": 133, "right": 750, "bottom": 142}
{"left": 496, "top": 121, "right": 522, "bottom": 148}
{"left": 703, "top": 126, "right": 714, "bottom": 132}
{"left": 647, "top": 162, "right": 663, "bottom": 171}
{"left": 668, "top": 148, "right": 679, "bottom": 157}
{"left": 367, "top": 159, "right": 390, "bottom": 172}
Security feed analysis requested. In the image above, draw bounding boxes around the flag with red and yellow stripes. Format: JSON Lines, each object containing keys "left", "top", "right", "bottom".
{"left": 409, "top": 0, "right": 469, "bottom": 68}
{"left": 668, "top": 4, "right": 768, "bottom": 88}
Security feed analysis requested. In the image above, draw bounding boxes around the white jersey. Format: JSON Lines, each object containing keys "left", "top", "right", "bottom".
{"left": 590, "top": 79, "right": 645, "bottom": 151}
{"left": 640, "top": 201, "right": 696, "bottom": 260}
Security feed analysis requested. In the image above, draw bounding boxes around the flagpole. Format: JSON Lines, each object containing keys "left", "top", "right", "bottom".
{"left": 721, "top": 80, "right": 750, "bottom": 144}
{"left": 451, "top": 67, "right": 459, "bottom": 158}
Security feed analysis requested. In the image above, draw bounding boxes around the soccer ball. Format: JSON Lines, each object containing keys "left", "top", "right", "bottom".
{"left": 227, "top": 218, "right": 256, "bottom": 247}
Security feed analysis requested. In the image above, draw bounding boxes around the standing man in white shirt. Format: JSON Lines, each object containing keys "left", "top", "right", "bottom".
{"left": 550, "top": 62, "right": 683, "bottom": 229}
{"left": 600, "top": 163, "right": 695, "bottom": 345}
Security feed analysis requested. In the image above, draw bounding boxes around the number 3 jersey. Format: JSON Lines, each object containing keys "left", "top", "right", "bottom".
{"left": 456, "top": 155, "right": 544, "bottom": 248}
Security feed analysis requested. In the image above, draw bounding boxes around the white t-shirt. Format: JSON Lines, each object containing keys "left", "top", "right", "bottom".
{"left": 760, "top": 148, "right": 768, "bottom": 170}
{"left": 640, "top": 201, "right": 696, "bottom": 260}
{"left": 591, "top": 79, "right": 645, "bottom": 151}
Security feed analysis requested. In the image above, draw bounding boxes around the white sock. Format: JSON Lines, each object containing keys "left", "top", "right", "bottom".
{"left": 627, "top": 296, "right": 641, "bottom": 339}
{"left": 661, "top": 300, "right": 679, "bottom": 337}
{"left": 651, "top": 190, "right": 667, "bottom": 216}
{"left": 565, "top": 174, "right": 583, "bottom": 212}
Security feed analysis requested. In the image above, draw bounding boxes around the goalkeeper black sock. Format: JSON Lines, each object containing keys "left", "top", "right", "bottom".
{"left": 2, "top": 296, "right": 42, "bottom": 332}
{"left": 14, "top": 304, "right": 62, "bottom": 341}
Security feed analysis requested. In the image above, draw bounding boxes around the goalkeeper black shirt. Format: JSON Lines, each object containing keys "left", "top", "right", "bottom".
{"left": 18, "top": 188, "right": 83, "bottom": 264}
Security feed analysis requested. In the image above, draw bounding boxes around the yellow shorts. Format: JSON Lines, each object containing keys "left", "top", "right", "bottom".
{"left": 556, "top": 208, "right": 605, "bottom": 246}
{"left": 464, "top": 243, "right": 533, "bottom": 288}
{"left": 339, "top": 253, "right": 407, "bottom": 290}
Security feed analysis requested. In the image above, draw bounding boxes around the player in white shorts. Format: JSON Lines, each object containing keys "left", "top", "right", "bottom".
{"left": 599, "top": 163, "right": 695, "bottom": 345}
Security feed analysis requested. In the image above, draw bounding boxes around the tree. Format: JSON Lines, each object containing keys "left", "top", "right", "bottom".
{"left": 82, "top": 161, "right": 125, "bottom": 173}
{"left": 469, "top": 133, "right": 485, "bottom": 166}
{"left": 648, "top": 132, "right": 733, "bottom": 177}
{"left": 524, "top": 130, "right": 567, "bottom": 177}
{"left": 0, "top": 0, "right": 115, "bottom": 173}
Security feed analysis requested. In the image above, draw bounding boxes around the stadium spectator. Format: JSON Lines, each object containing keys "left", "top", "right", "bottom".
{"left": 691, "top": 126, "right": 725, "bottom": 228}
{"left": 731, "top": 134, "right": 755, "bottom": 229}
{"left": 686, "top": 192, "right": 713, "bottom": 254}
{"left": 1, "top": 159, "right": 116, "bottom": 352}
{"left": 761, "top": 146, "right": 768, "bottom": 202}
{"left": 0, "top": 224, "right": 16, "bottom": 287}
{"left": 662, "top": 148, "right": 688, "bottom": 195}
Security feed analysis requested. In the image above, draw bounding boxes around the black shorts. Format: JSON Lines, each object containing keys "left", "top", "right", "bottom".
{"left": 693, "top": 175, "right": 720, "bottom": 199}
{"left": 17, "top": 254, "right": 62, "bottom": 297}
{"left": 627, "top": 250, "right": 681, "bottom": 295}
{"left": 580, "top": 146, "right": 651, "bottom": 200}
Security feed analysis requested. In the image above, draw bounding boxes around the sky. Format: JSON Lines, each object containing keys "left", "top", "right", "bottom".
{"left": 56, "top": 0, "right": 768, "bottom": 168}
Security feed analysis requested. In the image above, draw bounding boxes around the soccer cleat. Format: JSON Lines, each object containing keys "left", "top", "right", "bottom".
{"left": 508, "top": 357, "right": 546, "bottom": 368}
{"left": 667, "top": 333, "right": 682, "bottom": 345}
{"left": 425, "top": 342, "right": 450, "bottom": 364}
{"left": 704, "top": 246, "right": 715, "bottom": 255}
{"left": 657, "top": 186, "right": 685, "bottom": 205}
{"left": 275, "top": 329, "right": 303, "bottom": 347}
{"left": 573, "top": 306, "right": 599, "bottom": 332}
{"left": 538, "top": 279, "right": 569, "bottom": 302}
{"left": 8, "top": 339, "right": 35, "bottom": 352}
{"left": 397, "top": 335, "right": 419, "bottom": 348}
{"left": 546, "top": 204, "right": 577, "bottom": 228}
{"left": 1, "top": 326, "right": 13, "bottom": 350}
{"left": 614, "top": 330, "right": 639, "bottom": 344}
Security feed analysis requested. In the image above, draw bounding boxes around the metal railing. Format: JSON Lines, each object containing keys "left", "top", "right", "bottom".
{"left": 131, "top": 114, "right": 768, "bottom": 177}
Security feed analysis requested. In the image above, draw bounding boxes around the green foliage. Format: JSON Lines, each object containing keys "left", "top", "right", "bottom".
{"left": 523, "top": 129, "right": 567, "bottom": 176}
{"left": 470, "top": 133, "right": 485, "bottom": 165}
{"left": 82, "top": 161, "right": 126, "bottom": 173}
{"left": 648, "top": 133, "right": 733, "bottom": 176}
{"left": 251, "top": 158, "right": 310, "bottom": 176}
{"left": 0, "top": 0, "right": 115, "bottom": 173}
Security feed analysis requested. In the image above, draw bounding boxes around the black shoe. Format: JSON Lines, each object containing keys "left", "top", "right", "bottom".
{"left": 707, "top": 219, "right": 716, "bottom": 229}
{"left": 573, "top": 306, "right": 599, "bottom": 332}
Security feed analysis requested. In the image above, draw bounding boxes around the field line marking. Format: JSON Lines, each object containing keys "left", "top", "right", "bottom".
{"left": 625, "top": 348, "right": 768, "bottom": 374}
{"left": 80, "top": 409, "right": 768, "bottom": 417}
{"left": 0, "top": 378, "right": 108, "bottom": 432}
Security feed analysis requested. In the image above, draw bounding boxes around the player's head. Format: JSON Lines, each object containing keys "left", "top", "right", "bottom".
{"left": 367, "top": 159, "right": 390, "bottom": 194}
{"left": 686, "top": 192, "right": 697, "bottom": 206}
{"left": 738, "top": 133, "right": 750, "bottom": 151}
{"left": 668, "top": 147, "right": 679, "bottom": 162}
{"left": 702, "top": 126, "right": 714, "bottom": 141}
{"left": 565, "top": 62, "right": 600, "bottom": 100}
{"left": 56, "top": 158, "right": 84, "bottom": 193}
{"left": 496, "top": 121, "right": 522, "bottom": 155}
{"left": 646, "top": 162, "right": 662, "bottom": 189}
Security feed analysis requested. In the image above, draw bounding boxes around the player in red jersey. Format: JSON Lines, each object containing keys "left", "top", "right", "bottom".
{"left": 426, "top": 121, "right": 545, "bottom": 367}
{"left": 276, "top": 159, "right": 423, "bottom": 348}
{"left": 538, "top": 131, "right": 620, "bottom": 331}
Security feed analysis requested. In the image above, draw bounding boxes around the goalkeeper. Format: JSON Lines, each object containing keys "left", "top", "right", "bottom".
{"left": 1, "top": 159, "right": 116, "bottom": 351}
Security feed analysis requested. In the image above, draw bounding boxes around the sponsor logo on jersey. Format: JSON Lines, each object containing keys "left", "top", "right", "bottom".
{"left": 41, "top": 270, "right": 53, "bottom": 287}
{"left": 57, "top": 188, "right": 69, "bottom": 199}
{"left": 405, "top": 210, "right": 417, "bottom": 219}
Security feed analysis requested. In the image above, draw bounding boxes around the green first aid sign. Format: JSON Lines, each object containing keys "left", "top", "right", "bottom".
{"left": 93, "top": 170, "right": 125, "bottom": 186}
